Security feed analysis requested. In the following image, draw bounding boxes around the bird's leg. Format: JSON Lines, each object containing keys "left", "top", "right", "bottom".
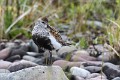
{"left": 43, "top": 50, "right": 48, "bottom": 65}
{"left": 45, "top": 57, "right": 48, "bottom": 65}
{"left": 49, "top": 51, "right": 52, "bottom": 65}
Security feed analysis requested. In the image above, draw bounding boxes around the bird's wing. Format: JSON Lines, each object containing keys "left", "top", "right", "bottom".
{"left": 47, "top": 25, "right": 66, "bottom": 46}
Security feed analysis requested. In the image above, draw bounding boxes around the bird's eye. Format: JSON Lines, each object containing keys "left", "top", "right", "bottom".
{"left": 42, "top": 21, "right": 45, "bottom": 24}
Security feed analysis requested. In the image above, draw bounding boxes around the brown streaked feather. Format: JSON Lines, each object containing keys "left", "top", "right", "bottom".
{"left": 47, "top": 24, "right": 66, "bottom": 46}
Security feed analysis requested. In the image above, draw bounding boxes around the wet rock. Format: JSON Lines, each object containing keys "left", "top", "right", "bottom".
{"left": 0, "top": 69, "right": 10, "bottom": 73}
{"left": 84, "top": 66, "right": 101, "bottom": 73}
{"left": 53, "top": 60, "right": 69, "bottom": 70}
{"left": 58, "top": 45, "right": 77, "bottom": 57}
{"left": 0, "top": 66, "right": 69, "bottom": 80}
{"left": 70, "top": 67, "right": 90, "bottom": 78}
{"left": 103, "top": 62, "right": 120, "bottom": 80}
{"left": 5, "top": 55, "right": 21, "bottom": 62}
{"left": 0, "top": 60, "right": 12, "bottom": 69}
{"left": 8, "top": 60, "right": 38, "bottom": 72}
{"left": 112, "top": 77, "right": 120, "bottom": 80}
{"left": 0, "top": 48, "right": 11, "bottom": 60}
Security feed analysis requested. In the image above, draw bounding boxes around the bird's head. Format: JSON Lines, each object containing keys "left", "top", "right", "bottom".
{"left": 35, "top": 17, "right": 49, "bottom": 29}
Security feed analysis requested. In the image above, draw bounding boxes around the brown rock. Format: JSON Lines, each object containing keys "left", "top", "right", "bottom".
{"left": 0, "top": 60, "right": 12, "bottom": 69}
{"left": 71, "top": 54, "right": 97, "bottom": 62}
{"left": 53, "top": 60, "right": 69, "bottom": 69}
{"left": 0, "top": 48, "right": 11, "bottom": 59}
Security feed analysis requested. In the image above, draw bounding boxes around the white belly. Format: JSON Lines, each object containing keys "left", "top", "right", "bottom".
{"left": 48, "top": 33, "right": 62, "bottom": 50}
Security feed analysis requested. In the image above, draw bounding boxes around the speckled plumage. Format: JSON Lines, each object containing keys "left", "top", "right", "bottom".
{"left": 32, "top": 17, "right": 65, "bottom": 65}
{"left": 32, "top": 17, "right": 65, "bottom": 51}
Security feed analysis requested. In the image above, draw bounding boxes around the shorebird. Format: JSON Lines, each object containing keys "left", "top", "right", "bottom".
{"left": 32, "top": 17, "right": 66, "bottom": 65}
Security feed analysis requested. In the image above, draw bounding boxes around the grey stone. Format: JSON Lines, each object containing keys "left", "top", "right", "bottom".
{"left": 0, "top": 42, "right": 6, "bottom": 50}
{"left": 94, "top": 44, "right": 108, "bottom": 52}
{"left": 26, "top": 52, "right": 41, "bottom": 57}
{"left": 87, "top": 75, "right": 107, "bottom": 80}
{"left": 70, "top": 67, "right": 90, "bottom": 78}
{"left": 8, "top": 60, "right": 38, "bottom": 72}
{"left": 5, "top": 55, "right": 21, "bottom": 62}
{"left": 82, "top": 61, "right": 102, "bottom": 67}
{"left": 23, "top": 55, "right": 36, "bottom": 62}
{"left": 84, "top": 66, "right": 101, "bottom": 73}
{"left": 0, "top": 69, "right": 10, "bottom": 73}
{"left": 58, "top": 46, "right": 77, "bottom": 56}
{"left": 6, "top": 42, "right": 15, "bottom": 48}
{"left": 14, "top": 39, "right": 22, "bottom": 45}
{"left": 70, "top": 75, "right": 85, "bottom": 80}
{"left": 112, "top": 77, "right": 120, "bottom": 80}
{"left": 87, "top": 73, "right": 107, "bottom": 80}
{"left": 74, "top": 50, "right": 90, "bottom": 56}
{"left": 87, "top": 73, "right": 100, "bottom": 79}
{"left": 0, "top": 66, "right": 69, "bottom": 80}
{"left": 103, "top": 63, "right": 120, "bottom": 80}
{"left": 10, "top": 45, "right": 28, "bottom": 56}
{"left": 27, "top": 40, "right": 39, "bottom": 52}
{"left": 97, "top": 52, "right": 112, "bottom": 62}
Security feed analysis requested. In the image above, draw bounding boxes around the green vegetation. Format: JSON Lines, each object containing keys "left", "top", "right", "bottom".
{"left": 0, "top": 0, "right": 120, "bottom": 56}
